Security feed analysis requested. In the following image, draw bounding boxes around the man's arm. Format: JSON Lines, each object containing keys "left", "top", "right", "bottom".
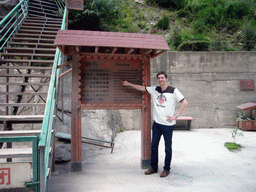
{"left": 121, "top": 80, "right": 146, "bottom": 92}
{"left": 176, "top": 99, "right": 188, "bottom": 117}
{"left": 166, "top": 99, "right": 188, "bottom": 122}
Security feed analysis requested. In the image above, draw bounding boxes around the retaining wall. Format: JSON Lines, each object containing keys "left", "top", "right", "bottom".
{"left": 150, "top": 51, "right": 256, "bottom": 128}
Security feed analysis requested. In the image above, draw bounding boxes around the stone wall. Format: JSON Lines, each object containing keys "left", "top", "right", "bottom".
{"left": 151, "top": 51, "right": 256, "bottom": 128}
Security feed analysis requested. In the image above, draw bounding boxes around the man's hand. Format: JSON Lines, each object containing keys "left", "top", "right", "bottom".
{"left": 166, "top": 116, "right": 176, "bottom": 122}
{"left": 121, "top": 80, "right": 130, "bottom": 86}
{"left": 121, "top": 80, "right": 146, "bottom": 92}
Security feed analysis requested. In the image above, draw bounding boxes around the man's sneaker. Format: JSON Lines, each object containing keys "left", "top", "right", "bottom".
{"left": 145, "top": 168, "right": 158, "bottom": 175}
{"left": 160, "top": 170, "right": 170, "bottom": 177}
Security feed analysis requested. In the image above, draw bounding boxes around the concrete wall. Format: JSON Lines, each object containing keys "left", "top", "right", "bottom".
{"left": 150, "top": 51, "right": 256, "bottom": 128}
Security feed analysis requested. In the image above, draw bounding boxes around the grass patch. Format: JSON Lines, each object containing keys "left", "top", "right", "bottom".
{"left": 119, "top": 128, "right": 124, "bottom": 132}
{"left": 224, "top": 142, "right": 242, "bottom": 151}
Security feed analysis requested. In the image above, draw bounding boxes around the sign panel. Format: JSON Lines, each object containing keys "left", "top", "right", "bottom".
{"left": 240, "top": 80, "right": 255, "bottom": 90}
{"left": 80, "top": 57, "right": 143, "bottom": 108}
{"left": 66, "top": 0, "right": 84, "bottom": 10}
{"left": 0, "top": 163, "right": 31, "bottom": 189}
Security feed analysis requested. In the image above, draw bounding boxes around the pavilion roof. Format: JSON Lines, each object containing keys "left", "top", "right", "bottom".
{"left": 54, "top": 30, "right": 169, "bottom": 58}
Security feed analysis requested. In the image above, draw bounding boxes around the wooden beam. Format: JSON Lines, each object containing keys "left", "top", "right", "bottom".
{"left": 141, "top": 57, "right": 151, "bottom": 169}
{"left": 71, "top": 52, "right": 82, "bottom": 172}
{"left": 58, "top": 46, "right": 65, "bottom": 55}
{"left": 57, "top": 60, "right": 73, "bottom": 68}
{"left": 59, "top": 68, "right": 72, "bottom": 79}
{"left": 95, "top": 46, "right": 99, "bottom": 53}
{"left": 76, "top": 46, "right": 81, "bottom": 52}
{"left": 151, "top": 50, "right": 166, "bottom": 59}
{"left": 143, "top": 49, "right": 153, "bottom": 55}
{"left": 127, "top": 48, "right": 134, "bottom": 54}
{"left": 112, "top": 47, "right": 118, "bottom": 53}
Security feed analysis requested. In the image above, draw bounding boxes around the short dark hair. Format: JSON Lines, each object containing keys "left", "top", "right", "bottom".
{"left": 157, "top": 71, "right": 167, "bottom": 78}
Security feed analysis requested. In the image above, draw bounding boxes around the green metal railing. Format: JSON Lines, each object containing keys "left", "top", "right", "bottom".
{"left": 0, "top": 136, "right": 39, "bottom": 191}
{"left": 0, "top": 0, "right": 67, "bottom": 190}
{"left": 0, "top": 0, "right": 29, "bottom": 51}
{"left": 38, "top": 6, "right": 67, "bottom": 192}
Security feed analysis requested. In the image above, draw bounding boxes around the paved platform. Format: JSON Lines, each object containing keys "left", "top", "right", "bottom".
{"left": 49, "top": 129, "right": 256, "bottom": 192}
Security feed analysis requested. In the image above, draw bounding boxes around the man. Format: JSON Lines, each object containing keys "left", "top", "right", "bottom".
{"left": 122, "top": 71, "right": 188, "bottom": 178}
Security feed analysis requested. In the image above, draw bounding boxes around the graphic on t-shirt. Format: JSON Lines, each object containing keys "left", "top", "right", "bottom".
{"left": 157, "top": 94, "right": 167, "bottom": 107}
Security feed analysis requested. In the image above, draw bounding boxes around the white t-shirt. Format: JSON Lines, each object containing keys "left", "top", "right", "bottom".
{"left": 146, "top": 86, "right": 185, "bottom": 126}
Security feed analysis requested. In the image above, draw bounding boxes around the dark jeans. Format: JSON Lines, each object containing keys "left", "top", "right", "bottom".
{"left": 151, "top": 121, "right": 174, "bottom": 172}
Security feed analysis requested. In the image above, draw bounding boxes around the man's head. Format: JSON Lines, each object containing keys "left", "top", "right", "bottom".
{"left": 157, "top": 71, "right": 168, "bottom": 87}
{"left": 157, "top": 71, "right": 167, "bottom": 78}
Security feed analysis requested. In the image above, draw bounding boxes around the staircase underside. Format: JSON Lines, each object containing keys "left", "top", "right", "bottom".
{"left": 0, "top": 0, "right": 62, "bottom": 126}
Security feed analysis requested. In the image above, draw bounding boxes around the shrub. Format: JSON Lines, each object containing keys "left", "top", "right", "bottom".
{"left": 242, "top": 22, "right": 256, "bottom": 51}
{"left": 177, "top": 40, "right": 210, "bottom": 51}
{"left": 68, "top": 0, "right": 121, "bottom": 31}
{"left": 147, "top": 0, "right": 188, "bottom": 10}
{"left": 156, "top": 16, "right": 170, "bottom": 30}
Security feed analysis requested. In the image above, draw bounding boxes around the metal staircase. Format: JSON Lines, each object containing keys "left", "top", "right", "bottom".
{"left": 0, "top": 0, "right": 62, "bottom": 127}
{"left": 0, "top": 0, "right": 66, "bottom": 191}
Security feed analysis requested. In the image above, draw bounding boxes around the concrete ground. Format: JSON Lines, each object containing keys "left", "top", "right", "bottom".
{"left": 49, "top": 129, "right": 256, "bottom": 192}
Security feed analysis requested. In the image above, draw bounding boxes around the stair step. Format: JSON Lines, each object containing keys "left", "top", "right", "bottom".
{"left": 0, "top": 72, "right": 51, "bottom": 77}
{"left": 28, "top": 10, "right": 62, "bottom": 19}
{"left": 18, "top": 29, "right": 58, "bottom": 35}
{"left": 0, "top": 148, "right": 32, "bottom": 158}
{"left": 0, "top": 92, "right": 48, "bottom": 96}
{"left": 0, "top": 82, "right": 49, "bottom": 86}
{"left": 1, "top": 53, "right": 55, "bottom": 59}
{"left": 8, "top": 42, "right": 56, "bottom": 48}
{"left": 14, "top": 33, "right": 56, "bottom": 39}
{"left": 0, "top": 65, "right": 53, "bottom": 70}
{"left": 11, "top": 37, "right": 55, "bottom": 43}
{"left": 24, "top": 18, "right": 62, "bottom": 25}
{"left": 0, "top": 103, "right": 46, "bottom": 107}
{"left": 19, "top": 25, "right": 60, "bottom": 32}
{"left": 0, "top": 59, "right": 54, "bottom": 65}
{"left": 30, "top": 0, "right": 58, "bottom": 7}
{"left": 29, "top": 5, "right": 59, "bottom": 14}
{"left": 26, "top": 16, "right": 62, "bottom": 22}
{"left": 22, "top": 22, "right": 61, "bottom": 29}
{"left": 0, "top": 129, "right": 42, "bottom": 136}
{"left": 4, "top": 47, "right": 56, "bottom": 54}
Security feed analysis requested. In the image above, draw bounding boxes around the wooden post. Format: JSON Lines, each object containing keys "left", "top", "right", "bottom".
{"left": 71, "top": 52, "right": 82, "bottom": 172}
{"left": 141, "top": 57, "right": 151, "bottom": 169}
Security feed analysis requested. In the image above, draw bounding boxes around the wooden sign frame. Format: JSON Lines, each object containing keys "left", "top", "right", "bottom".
{"left": 66, "top": 0, "right": 84, "bottom": 10}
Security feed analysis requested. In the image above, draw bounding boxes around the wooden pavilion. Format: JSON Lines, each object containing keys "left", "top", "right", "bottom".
{"left": 54, "top": 30, "right": 169, "bottom": 171}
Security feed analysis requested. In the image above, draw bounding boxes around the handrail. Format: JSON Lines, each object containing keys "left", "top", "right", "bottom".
{"left": 55, "top": 0, "right": 66, "bottom": 14}
{"left": 0, "top": 136, "right": 39, "bottom": 191}
{"left": 38, "top": 6, "right": 67, "bottom": 192}
{"left": 0, "top": 0, "right": 29, "bottom": 51}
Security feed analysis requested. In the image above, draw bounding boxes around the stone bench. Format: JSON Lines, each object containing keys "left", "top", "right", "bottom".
{"left": 176, "top": 116, "right": 194, "bottom": 130}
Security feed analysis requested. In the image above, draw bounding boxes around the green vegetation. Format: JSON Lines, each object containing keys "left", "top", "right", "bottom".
{"left": 224, "top": 142, "right": 242, "bottom": 151}
{"left": 68, "top": 0, "right": 256, "bottom": 51}
{"left": 224, "top": 126, "right": 243, "bottom": 151}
